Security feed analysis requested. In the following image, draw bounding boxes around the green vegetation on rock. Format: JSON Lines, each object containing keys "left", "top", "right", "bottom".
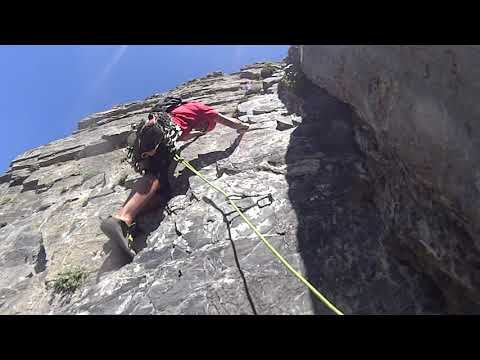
{"left": 50, "top": 267, "right": 89, "bottom": 295}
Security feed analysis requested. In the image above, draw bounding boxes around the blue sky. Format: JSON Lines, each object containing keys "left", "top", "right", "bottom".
{"left": 0, "top": 45, "right": 288, "bottom": 173}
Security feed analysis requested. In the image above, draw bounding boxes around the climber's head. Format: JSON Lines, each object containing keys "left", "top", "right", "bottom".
{"left": 142, "top": 113, "right": 157, "bottom": 128}
{"left": 139, "top": 120, "right": 164, "bottom": 158}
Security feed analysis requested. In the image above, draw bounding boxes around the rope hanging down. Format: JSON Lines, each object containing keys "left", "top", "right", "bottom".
{"left": 173, "top": 153, "right": 344, "bottom": 315}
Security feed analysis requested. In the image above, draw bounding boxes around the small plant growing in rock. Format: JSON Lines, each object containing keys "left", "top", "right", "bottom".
{"left": 50, "top": 267, "right": 88, "bottom": 295}
{"left": 279, "top": 64, "right": 306, "bottom": 94}
{"left": 0, "top": 196, "right": 12, "bottom": 206}
{"left": 83, "top": 170, "right": 99, "bottom": 181}
{"left": 231, "top": 108, "right": 241, "bottom": 119}
{"left": 118, "top": 173, "right": 128, "bottom": 187}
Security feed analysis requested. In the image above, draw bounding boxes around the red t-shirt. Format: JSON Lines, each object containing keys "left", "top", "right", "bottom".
{"left": 170, "top": 102, "right": 218, "bottom": 137}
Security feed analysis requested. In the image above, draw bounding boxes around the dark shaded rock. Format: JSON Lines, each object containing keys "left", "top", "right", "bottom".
{"left": 206, "top": 71, "right": 224, "bottom": 78}
{"left": 260, "top": 65, "right": 275, "bottom": 79}
{"left": 276, "top": 115, "right": 296, "bottom": 131}
{"left": 295, "top": 45, "right": 480, "bottom": 312}
{"left": 239, "top": 69, "right": 261, "bottom": 80}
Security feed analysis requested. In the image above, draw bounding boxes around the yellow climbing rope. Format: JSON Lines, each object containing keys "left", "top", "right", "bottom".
{"left": 173, "top": 153, "right": 344, "bottom": 315}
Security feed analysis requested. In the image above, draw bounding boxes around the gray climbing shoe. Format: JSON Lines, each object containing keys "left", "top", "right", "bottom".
{"left": 100, "top": 217, "right": 136, "bottom": 258}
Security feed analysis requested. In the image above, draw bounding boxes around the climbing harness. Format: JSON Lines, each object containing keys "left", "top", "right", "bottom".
{"left": 173, "top": 153, "right": 344, "bottom": 315}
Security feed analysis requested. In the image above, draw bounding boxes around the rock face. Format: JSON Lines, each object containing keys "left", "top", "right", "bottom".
{"left": 0, "top": 55, "right": 470, "bottom": 314}
{"left": 296, "top": 45, "right": 480, "bottom": 312}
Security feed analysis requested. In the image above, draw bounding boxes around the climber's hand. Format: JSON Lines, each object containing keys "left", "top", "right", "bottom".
{"left": 236, "top": 124, "right": 249, "bottom": 133}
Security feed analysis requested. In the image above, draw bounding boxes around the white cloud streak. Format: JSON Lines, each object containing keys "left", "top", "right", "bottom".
{"left": 90, "top": 45, "right": 128, "bottom": 93}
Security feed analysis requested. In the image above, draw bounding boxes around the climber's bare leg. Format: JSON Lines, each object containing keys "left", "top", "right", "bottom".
{"left": 121, "top": 182, "right": 165, "bottom": 215}
{"left": 114, "top": 174, "right": 160, "bottom": 226}
{"left": 137, "top": 191, "right": 166, "bottom": 216}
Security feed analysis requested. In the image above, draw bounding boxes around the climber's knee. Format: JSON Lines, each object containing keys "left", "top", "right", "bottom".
{"left": 137, "top": 174, "right": 161, "bottom": 194}
{"left": 151, "top": 178, "right": 161, "bottom": 193}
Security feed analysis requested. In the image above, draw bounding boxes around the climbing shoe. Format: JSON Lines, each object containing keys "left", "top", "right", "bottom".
{"left": 100, "top": 216, "right": 136, "bottom": 259}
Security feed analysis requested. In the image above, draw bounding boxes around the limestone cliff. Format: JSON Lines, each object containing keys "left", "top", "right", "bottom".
{"left": 0, "top": 52, "right": 471, "bottom": 314}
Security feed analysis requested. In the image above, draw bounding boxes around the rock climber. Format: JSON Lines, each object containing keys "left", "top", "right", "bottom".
{"left": 100, "top": 99, "right": 249, "bottom": 258}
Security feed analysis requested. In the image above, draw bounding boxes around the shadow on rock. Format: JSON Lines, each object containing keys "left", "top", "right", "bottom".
{"left": 171, "top": 132, "right": 245, "bottom": 198}
{"left": 96, "top": 239, "right": 137, "bottom": 280}
{"left": 279, "top": 67, "right": 448, "bottom": 314}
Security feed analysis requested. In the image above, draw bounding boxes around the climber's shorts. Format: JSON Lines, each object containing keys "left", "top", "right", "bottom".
{"left": 147, "top": 116, "right": 182, "bottom": 193}
{"left": 143, "top": 156, "right": 175, "bottom": 196}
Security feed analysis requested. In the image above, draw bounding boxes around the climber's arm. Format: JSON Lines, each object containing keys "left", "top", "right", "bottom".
{"left": 178, "top": 112, "right": 249, "bottom": 142}
{"left": 178, "top": 130, "right": 206, "bottom": 142}
{"left": 214, "top": 113, "right": 249, "bottom": 131}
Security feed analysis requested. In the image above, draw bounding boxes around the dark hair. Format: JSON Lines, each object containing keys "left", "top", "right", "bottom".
{"left": 139, "top": 123, "right": 164, "bottom": 153}
{"left": 126, "top": 112, "right": 178, "bottom": 175}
